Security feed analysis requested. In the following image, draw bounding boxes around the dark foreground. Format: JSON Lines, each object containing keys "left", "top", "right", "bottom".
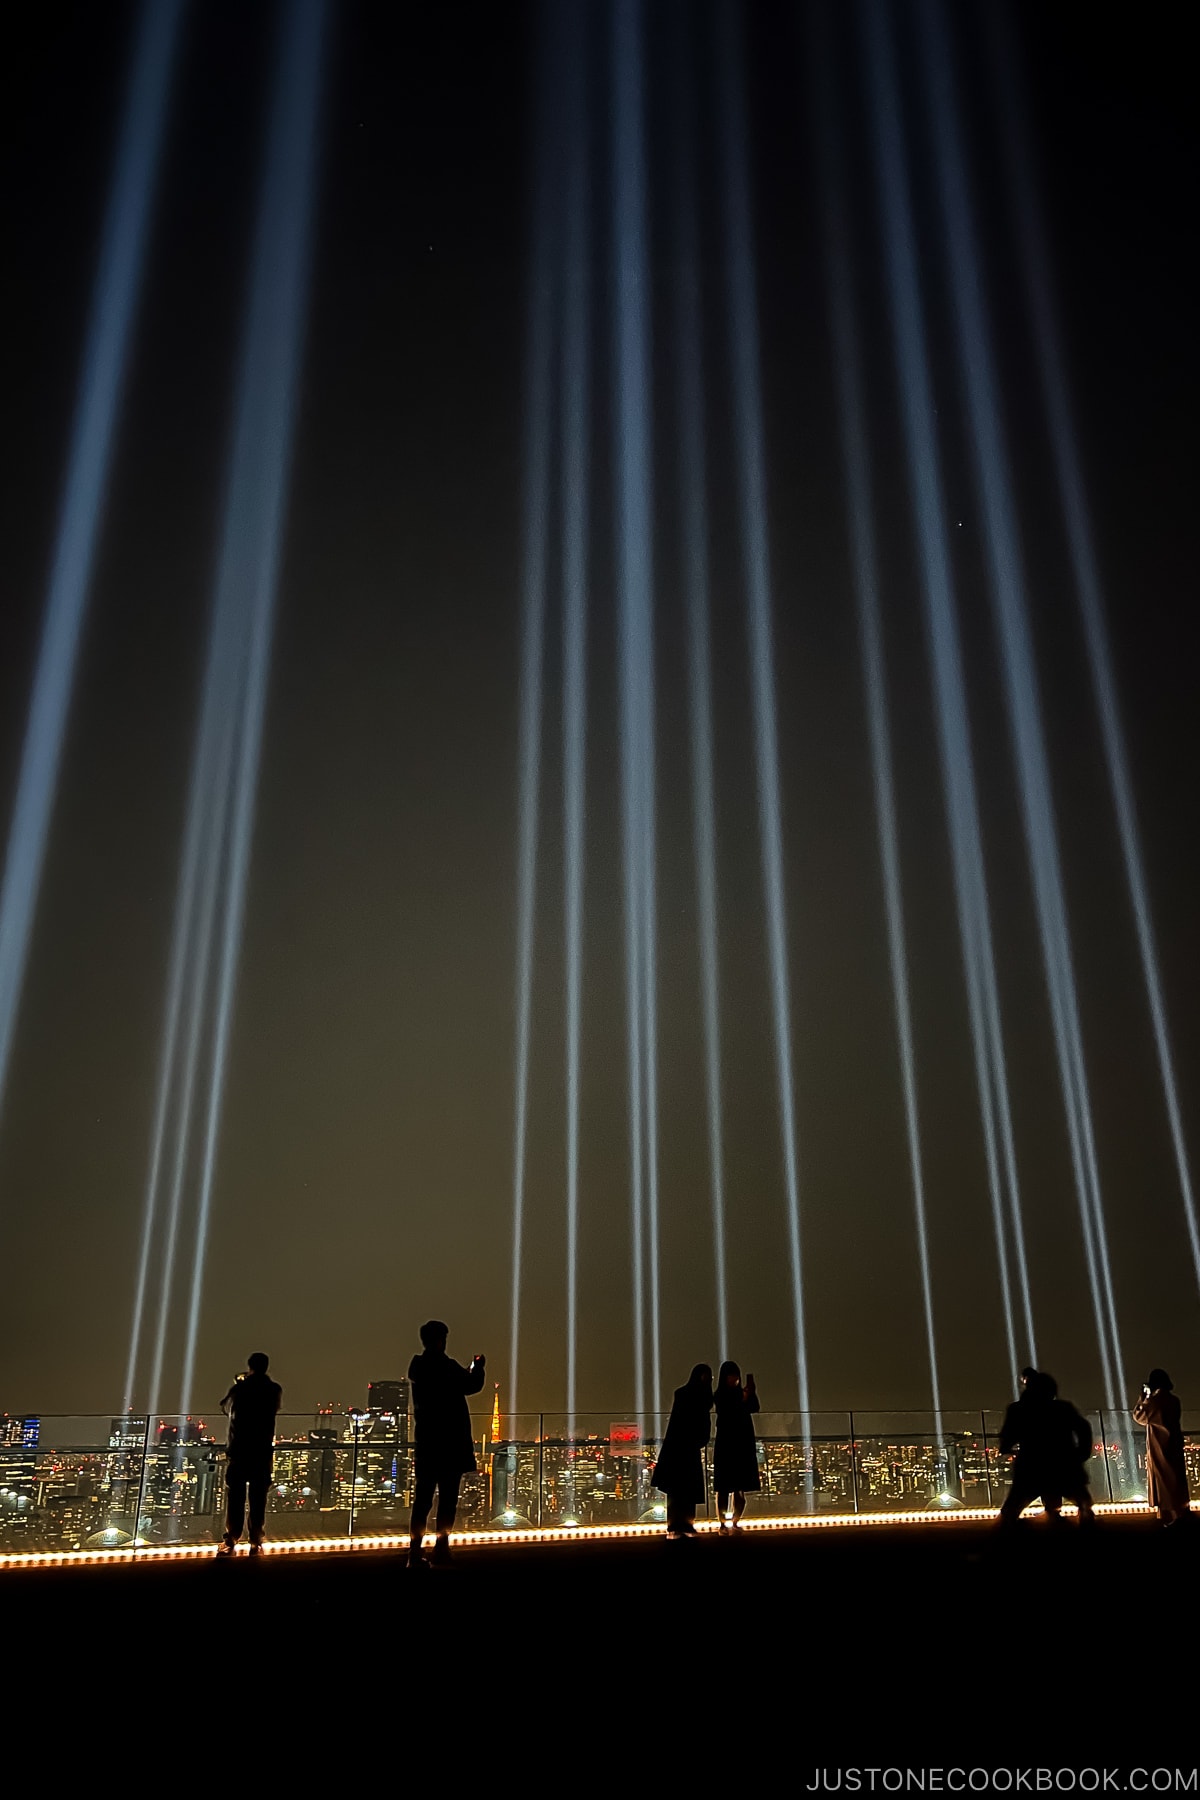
{"left": 6, "top": 1516, "right": 1195, "bottom": 1768}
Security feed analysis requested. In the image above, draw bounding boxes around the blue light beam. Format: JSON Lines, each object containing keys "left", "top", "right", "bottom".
{"left": 809, "top": 2, "right": 942, "bottom": 1427}
{"left": 986, "top": 5, "right": 1200, "bottom": 1304}
{"left": 669, "top": 3, "right": 729, "bottom": 1362}
{"left": 177, "top": 0, "right": 328, "bottom": 1412}
{"left": 858, "top": 0, "right": 1035, "bottom": 1385}
{"left": 917, "top": 0, "right": 1124, "bottom": 1402}
{"left": 508, "top": 8, "right": 561, "bottom": 1418}
{"left": 715, "top": 0, "right": 809, "bottom": 1415}
{"left": 611, "top": 0, "right": 660, "bottom": 1420}
{"left": 0, "top": 0, "right": 184, "bottom": 1143}
{"left": 560, "top": 7, "right": 592, "bottom": 1430}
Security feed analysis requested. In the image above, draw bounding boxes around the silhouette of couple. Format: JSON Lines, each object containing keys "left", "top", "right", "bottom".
{"left": 998, "top": 1366, "right": 1095, "bottom": 1526}
{"left": 653, "top": 1361, "right": 760, "bottom": 1538}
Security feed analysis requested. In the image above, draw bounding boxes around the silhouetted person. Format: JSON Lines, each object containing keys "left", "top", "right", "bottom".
{"left": 653, "top": 1364, "right": 713, "bottom": 1537}
{"left": 407, "top": 1320, "right": 485, "bottom": 1568}
{"left": 713, "top": 1361, "right": 760, "bottom": 1531}
{"left": 218, "top": 1352, "right": 282, "bottom": 1556}
{"left": 1044, "top": 1377, "right": 1097, "bottom": 1526}
{"left": 998, "top": 1367, "right": 1061, "bottom": 1525}
{"left": 1134, "top": 1369, "right": 1191, "bottom": 1526}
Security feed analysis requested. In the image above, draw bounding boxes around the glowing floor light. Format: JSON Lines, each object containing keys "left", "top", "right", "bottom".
{"left": 916, "top": 0, "right": 1124, "bottom": 1403}
{"left": 669, "top": 16, "right": 729, "bottom": 1361}
{"left": 809, "top": 4, "right": 942, "bottom": 1429}
{"left": 858, "top": 0, "right": 1035, "bottom": 1386}
{"left": 611, "top": 0, "right": 660, "bottom": 1420}
{"left": 986, "top": 8, "right": 1200, "bottom": 1305}
{"left": 126, "top": 0, "right": 328, "bottom": 1414}
{"left": 715, "top": 0, "right": 809, "bottom": 1415}
{"left": 0, "top": 0, "right": 184, "bottom": 1142}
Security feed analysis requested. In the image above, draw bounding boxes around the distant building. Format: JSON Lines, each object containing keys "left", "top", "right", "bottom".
{"left": 367, "top": 1380, "right": 410, "bottom": 1432}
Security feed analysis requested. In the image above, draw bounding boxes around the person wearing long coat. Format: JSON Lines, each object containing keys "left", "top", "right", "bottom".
{"left": 713, "top": 1361, "right": 760, "bottom": 1531}
{"left": 407, "top": 1320, "right": 486, "bottom": 1567}
{"left": 652, "top": 1364, "right": 713, "bottom": 1537}
{"left": 1133, "top": 1369, "right": 1191, "bottom": 1526}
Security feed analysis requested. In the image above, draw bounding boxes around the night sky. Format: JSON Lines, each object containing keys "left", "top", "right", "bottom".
{"left": 1, "top": 0, "right": 1195, "bottom": 1423}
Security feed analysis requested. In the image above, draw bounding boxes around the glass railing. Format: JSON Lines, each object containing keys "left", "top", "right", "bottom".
{"left": 1, "top": 1406, "right": 1194, "bottom": 1559}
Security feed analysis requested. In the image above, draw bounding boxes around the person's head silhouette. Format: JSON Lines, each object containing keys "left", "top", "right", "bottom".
{"left": 420, "top": 1320, "right": 449, "bottom": 1352}
{"left": 718, "top": 1360, "right": 741, "bottom": 1389}
{"left": 247, "top": 1352, "right": 270, "bottom": 1374}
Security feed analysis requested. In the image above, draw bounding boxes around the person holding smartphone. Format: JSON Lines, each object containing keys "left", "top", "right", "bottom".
{"left": 406, "top": 1320, "right": 486, "bottom": 1568}
{"left": 1133, "top": 1370, "right": 1191, "bottom": 1527}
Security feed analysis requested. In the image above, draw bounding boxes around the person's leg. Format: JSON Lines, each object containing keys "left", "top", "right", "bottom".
{"left": 717, "top": 1489, "right": 731, "bottom": 1527}
{"left": 409, "top": 1469, "right": 436, "bottom": 1563}
{"left": 666, "top": 1497, "right": 684, "bottom": 1536}
{"left": 248, "top": 1474, "right": 270, "bottom": 1547}
{"left": 431, "top": 1471, "right": 463, "bottom": 1563}
{"left": 224, "top": 1466, "right": 247, "bottom": 1547}
{"left": 998, "top": 1481, "right": 1035, "bottom": 1527}
{"left": 434, "top": 1470, "right": 462, "bottom": 1536}
{"left": 731, "top": 1489, "right": 746, "bottom": 1527}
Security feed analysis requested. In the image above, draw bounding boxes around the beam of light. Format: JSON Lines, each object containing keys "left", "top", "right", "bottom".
{"left": 176, "top": 0, "right": 328, "bottom": 1413}
{"left": 714, "top": 0, "right": 809, "bottom": 1416}
{"left": 508, "top": 8, "right": 561, "bottom": 1419}
{"left": 669, "top": 4, "right": 728, "bottom": 1361}
{"left": 126, "top": 0, "right": 327, "bottom": 1413}
{"left": 808, "top": 4, "right": 941, "bottom": 1431}
{"left": 0, "top": 0, "right": 185, "bottom": 1145}
{"left": 858, "top": 0, "right": 1035, "bottom": 1388}
{"left": 915, "top": 0, "right": 1124, "bottom": 1404}
{"left": 611, "top": 0, "right": 661, "bottom": 1419}
{"left": 985, "top": 8, "right": 1200, "bottom": 1305}
{"left": 559, "top": 7, "right": 592, "bottom": 1432}
{"left": 125, "top": 557, "right": 247, "bottom": 1412}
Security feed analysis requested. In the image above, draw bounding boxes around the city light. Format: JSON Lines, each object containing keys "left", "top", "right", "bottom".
{"left": 715, "top": 0, "right": 809, "bottom": 1415}
{"left": 0, "top": 0, "right": 184, "bottom": 1140}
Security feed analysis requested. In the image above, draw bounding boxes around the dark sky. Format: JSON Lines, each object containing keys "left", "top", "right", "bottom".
{"left": 0, "top": 0, "right": 1195, "bottom": 1422}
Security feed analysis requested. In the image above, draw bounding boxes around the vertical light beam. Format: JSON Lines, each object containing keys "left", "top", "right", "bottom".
{"left": 916, "top": 0, "right": 1124, "bottom": 1402}
{"left": 858, "top": 0, "right": 1035, "bottom": 1385}
{"left": 987, "top": 3, "right": 1200, "bottom": 1303}
{"left": 715, "top": 0, "right": 809, "bottom": 1414}
{"left": 611, "top": 0, "right": 660, "bottom": 1418}
{"left": 0, "top": 0, "right": 184, "bottom": 1142}
{"left": 177, "top": 0, "right": 328, "bottom": 1411}
{"left": 669, "top": 2, "right": 729, "bottom": 1360}
{"left": 560, "top": 5, "right": 592, "bottom": 1429}
{"left": 809, "top": 2, "right": 942, "bottom": 1427}
{"left": 508, "top": 4, "right": 560, "bottom": 1418}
